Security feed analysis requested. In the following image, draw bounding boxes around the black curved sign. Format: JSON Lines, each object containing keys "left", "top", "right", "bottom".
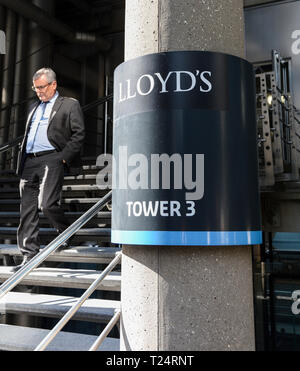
{"left": 111, "top": 51, "right": 262, "bottom": 246}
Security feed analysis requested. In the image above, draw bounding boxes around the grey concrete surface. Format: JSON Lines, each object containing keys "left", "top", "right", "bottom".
{"left": 0, "top": 324, "right": 119, "bottom": 351}
{"left": 125, "top": 0, "right": 245, "bottom": 60}
{"left": 121, "top": 245, "right": 255, "bottom": 351}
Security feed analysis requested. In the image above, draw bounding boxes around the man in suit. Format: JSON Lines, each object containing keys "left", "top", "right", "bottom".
{"left": 12, "top": 67, "right": 85, "bottom": 272}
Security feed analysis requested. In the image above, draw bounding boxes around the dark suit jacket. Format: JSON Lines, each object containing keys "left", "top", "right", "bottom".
{"left": 16, "top": 95, "right": 85, "bottom": 176}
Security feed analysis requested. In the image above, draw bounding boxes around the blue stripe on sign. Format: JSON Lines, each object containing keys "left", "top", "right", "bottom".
{"left": 111, "top": 230, "right": 262, "bottom": 246}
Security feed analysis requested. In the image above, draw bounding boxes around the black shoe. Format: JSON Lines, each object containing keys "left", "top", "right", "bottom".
{"left": 11, "top": 254, "right": 37, "bottom": 273}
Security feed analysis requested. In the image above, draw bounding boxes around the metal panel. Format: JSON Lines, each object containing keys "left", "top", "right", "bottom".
{"left": 256, "top": 73, "right": 275, "bottom": 186}
{"left": 266, "top": 72, "right": 284, "bottom": 174}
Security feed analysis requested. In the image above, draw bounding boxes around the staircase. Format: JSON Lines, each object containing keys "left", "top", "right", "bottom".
{"left": 0, "top": 158, "right": 121, "bottom": 351}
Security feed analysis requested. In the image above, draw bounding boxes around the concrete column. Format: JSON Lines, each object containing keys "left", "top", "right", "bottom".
{"left": 121, "top": 0, "right": 256, "bottom": 351}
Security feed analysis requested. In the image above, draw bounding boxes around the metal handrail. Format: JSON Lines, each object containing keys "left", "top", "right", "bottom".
{"left": 0, "top": 96, "right": 36, "bottom": 113}
{"left": 82, "top": 93, "right": 113, "bottom": 113}
{"left": 34, "top": 252, "right": 121, "bottom": 351}
{"left": 89, "top": 309, "right": 121, "bottom": 351}
{"left": 0, "top": 190, "right": 112, "bottom": 300}
{"left": 0, "top": 135, "right": 23, "bottom": 154}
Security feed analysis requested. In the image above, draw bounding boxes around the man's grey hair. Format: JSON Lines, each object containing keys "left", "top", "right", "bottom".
{"left": 33, "top": 67, "right": 57, "bottom": 83}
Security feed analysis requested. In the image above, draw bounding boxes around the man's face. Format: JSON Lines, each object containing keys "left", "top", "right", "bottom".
{"left": 33, "top": 74, "right": 57, "bottom": 102}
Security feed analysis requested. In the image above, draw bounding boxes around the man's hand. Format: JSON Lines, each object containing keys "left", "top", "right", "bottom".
{"left": 63, "top": 159, "right": 66, "bottom": 164}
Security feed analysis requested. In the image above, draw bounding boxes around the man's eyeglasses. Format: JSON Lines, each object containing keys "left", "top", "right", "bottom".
{"left": 32, "top": 82, "right": 52, "bottom": 91}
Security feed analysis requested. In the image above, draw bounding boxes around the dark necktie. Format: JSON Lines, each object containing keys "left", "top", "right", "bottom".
{"left": 26, "top": 101, "right": 48, "bottom": 152}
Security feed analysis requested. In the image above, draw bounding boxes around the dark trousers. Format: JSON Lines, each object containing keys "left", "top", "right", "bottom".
{"left": 17, "top": 151, "right": 69, "bottom": 256}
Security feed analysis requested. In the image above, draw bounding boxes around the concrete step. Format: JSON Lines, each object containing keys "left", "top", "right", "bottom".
{"left": 81, "top": 156, "right": 100, "bottom": 165}
{"left": 0, "top": 199, "right": 111, "bottom": 213}
{"left": 0, "top": 174, "right": 98, "bottom": 185}
{"left": 63, "top": 198, "right": 108, "bottom": 204}
{"left": 0, "top": 245, "right": 121, "bottom": 264}
{"left": 0, "top": 211, "right": 111, "bottom": 225}
{"left": 0, "top": 199, "right": 20, "bottom": 204}
{"left": 0, "top": 169, "right": 16, "bottom": 176}
{"left": 0, "top": 324, "right": 119, "bottom": 351}
{"left": 0, "top": 227, "right": 111, "bottom": 241}
{"left": 82, "top": 165, "right": 105, "bottom": 175}
{"left": 0, "top": 184, "right": 107, "bottom": 197}
{"left": 0, "top": 177, "right": 19, "bottom": 185}
{"left": 0, "top": 266, "right": 121, "bottom": 291}
{"left": 61, "top": 174, "right": 99, "bottom": 185}
{"left": 0, "top": 165, "right": 101, "bottom": 176}
{"left": 0, "top": 203, "right": 108, "bottom": 213}
{"left": 0, "top": 198, "right": 106, "bottom": 205}
{"left": 0, "top": 292, "right": 120, "bottom": 323}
